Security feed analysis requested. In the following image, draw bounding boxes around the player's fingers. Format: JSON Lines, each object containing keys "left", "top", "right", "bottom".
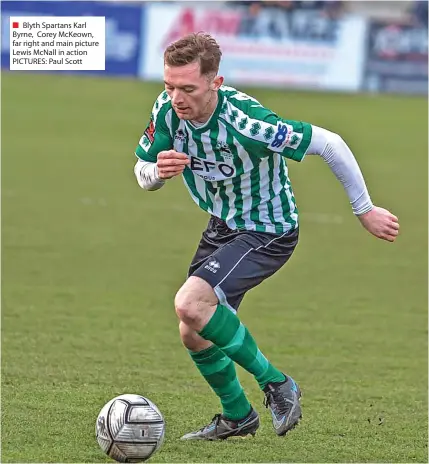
{"left": 157, "top": 158, "right": 189, "bottom": 167}
{"left": 158, "top": 168, "right": 185, "bottom": 179}
{"left": 174, "top": 152, "right": 189, "bottom": 160}
{"left": 157, "top": 159, "right": 187, "bottom": 167}
{"left": 157, "top": 150, "right": 178, "bottom": 158}
{"left": 158, "top": 150, "right": 189, "bottom": 160}
{"left": 382, "top": 223, "right": 399, "bottom": 235}
{"left": 380, "top": 222, "right": 399, "bottom": 237}
{"left": 388, "top": 222, "right": 400, "bottom": 231}
{"left": 385, "top": 231, "right": 398, "bottom": 241}
{"left": 159, "top": 166, "right": 186, "bottom": 174}
{"left": 389, "top": 214, "right": 399, "bottom": 223}
{"left": 168, "top": 157, "right": 189, "bottom": 165}
{"left": 381, "top": 231, "right": 397, "bottom": 242}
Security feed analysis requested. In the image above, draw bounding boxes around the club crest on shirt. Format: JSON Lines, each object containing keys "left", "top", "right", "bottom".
{"left": 216, "top": 141, "right": 233, "bottom": 160}
{"left": 174, "top": 129, "right": 187, "bottom": 143}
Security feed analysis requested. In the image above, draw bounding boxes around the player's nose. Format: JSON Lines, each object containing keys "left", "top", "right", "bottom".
{"left": 171, "top": 90, "right": 184, "bottom": 105}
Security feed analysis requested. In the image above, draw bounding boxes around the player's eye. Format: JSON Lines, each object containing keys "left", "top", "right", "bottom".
{"left": 183, "top": 88, "right": 195, "bottom": 93}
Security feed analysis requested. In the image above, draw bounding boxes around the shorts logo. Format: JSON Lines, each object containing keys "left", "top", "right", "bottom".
{"left": 144, "top": 118, "right": 155, "bottom": 144}
{"left": 205, "top": 258, "right": 220, "bottom": 273}
{"left": 271, "top": 124, "right": 288, "bottom": 148}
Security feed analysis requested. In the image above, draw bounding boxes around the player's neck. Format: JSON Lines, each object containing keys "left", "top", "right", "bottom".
{"left": 192, "top": 91, "right": 218, "bottom": 124}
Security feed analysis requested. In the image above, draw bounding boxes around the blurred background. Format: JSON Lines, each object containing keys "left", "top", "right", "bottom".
{"left": 2, "top": 1, "right": 428, "bottom": 463}
{"left": 1, "top": 0, "right": 428, "bottom": 93}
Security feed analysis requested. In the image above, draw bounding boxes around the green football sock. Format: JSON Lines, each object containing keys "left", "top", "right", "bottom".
{"left": 199, "top": 305, "right": 286, "bottom": 390}
{"left": 189, "top": 344, "right": 252, "bottom": 421}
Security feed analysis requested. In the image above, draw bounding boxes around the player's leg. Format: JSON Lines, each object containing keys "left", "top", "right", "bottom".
{"left": 179, "top": 217, "right": 258, "bottom": 440}
{"left": 179, "top": 318, "right": 259, "bottom": 440}
{"left": 176, "top": 228, "right": 302, "bottom": 437}
{"left": 179, "top": 322, "right": 252, "bottom": 423}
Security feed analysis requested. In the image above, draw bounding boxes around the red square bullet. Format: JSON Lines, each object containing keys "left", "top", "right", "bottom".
{"left": 12, "top": 22, "right": 19, "bottom": 28}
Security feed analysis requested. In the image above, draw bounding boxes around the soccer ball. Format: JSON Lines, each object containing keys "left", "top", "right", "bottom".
{"left": 95, "top": 394, "right": 165, "bottom": 463}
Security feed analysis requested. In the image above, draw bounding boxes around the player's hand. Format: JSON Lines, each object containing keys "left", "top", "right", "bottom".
{"left": 156, "top": 150, "right": 190, "bottom": 180}
{"left": 357, "top": 206, "right": 399, "bottom": 242}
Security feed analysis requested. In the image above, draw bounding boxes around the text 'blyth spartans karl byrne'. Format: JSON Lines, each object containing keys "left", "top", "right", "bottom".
{"left": 10, "top": 17, "right": 105, "bottom": 70}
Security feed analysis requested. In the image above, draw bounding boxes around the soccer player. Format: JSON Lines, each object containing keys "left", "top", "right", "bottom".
{"left": 133, "top": 33, "right": 399, "bottom": 440}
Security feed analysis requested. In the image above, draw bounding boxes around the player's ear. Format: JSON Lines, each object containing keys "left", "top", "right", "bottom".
{"left": 212, "top": 75, "right": 224, "bottom": 91}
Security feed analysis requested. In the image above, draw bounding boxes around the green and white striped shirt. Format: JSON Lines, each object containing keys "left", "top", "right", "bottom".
{"left": 135, "top": 85, "right": 312, "bottom": 234}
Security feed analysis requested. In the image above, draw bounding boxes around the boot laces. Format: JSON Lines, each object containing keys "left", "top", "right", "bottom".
{"left": 201, "top": 414, "right": 221, "bottom": 432}
{"left": 264, "top": 387, "right": 290, "bottom": 416}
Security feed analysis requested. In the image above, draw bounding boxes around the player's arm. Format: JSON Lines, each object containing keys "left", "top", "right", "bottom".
{"left": 305, "top": 125, "right": 399, "bottom": 242}
{"left": 134, "top": 111, "right": 171, "bottom": 191}
{"left": 134, "top": 159, "right": 165, "bottom": 191}
{"left": 134, "top": 99, "right": 188, "bottom": 191}
{"left": 135, "top": 151, "right": 189, "bottom": 191}
{"left": 241, "top": 109, "right": 370, "bottom": 215}
{"left": 306, "top": 125, "right": 373, "bottom": 216}
{"left": 243, "top": 105, "right": 399, "bottom": 242}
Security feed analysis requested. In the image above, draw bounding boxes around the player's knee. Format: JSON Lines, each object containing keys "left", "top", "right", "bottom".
{"left": 174, "top": 288, "right": 200, "bottom": 325}
{"left": 174, "top": 276, "right": 217, "bottom": 327}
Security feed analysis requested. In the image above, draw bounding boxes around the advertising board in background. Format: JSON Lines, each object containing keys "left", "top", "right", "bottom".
{"left": 362, "top": 20, "right": 428, "bottom": 95}
{"left": 1, "top": 0, "right": 144, "bottom": 77}
{"left": 140, "top": 4, "right": 367, "bottom": 92}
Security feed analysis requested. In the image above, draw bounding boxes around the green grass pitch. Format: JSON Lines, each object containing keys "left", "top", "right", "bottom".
{"left": 2, "top": 71, "right": 427, "bottom": 463}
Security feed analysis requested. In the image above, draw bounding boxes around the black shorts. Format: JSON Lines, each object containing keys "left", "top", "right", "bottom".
{"left": 188, "top": 216, "right": 299, "bottom": 312}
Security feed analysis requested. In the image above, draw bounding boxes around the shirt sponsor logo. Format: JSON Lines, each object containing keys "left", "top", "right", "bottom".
{"left": 269, "top": 123, "right": 298, "bottom": 151}
{"left": 271, "top": 123, "right": 289, "bottom": 149}
{"left": 190, "top": 156, "right": 235, "bottom": 178}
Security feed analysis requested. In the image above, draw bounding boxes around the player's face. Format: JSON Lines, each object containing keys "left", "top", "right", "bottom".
{"left": 164, "top": 61, "right": 223, "bottom": 121}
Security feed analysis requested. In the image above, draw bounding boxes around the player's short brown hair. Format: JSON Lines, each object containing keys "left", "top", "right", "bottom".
{"left": 164, "top": 32, "right": 222, "bottom": 76}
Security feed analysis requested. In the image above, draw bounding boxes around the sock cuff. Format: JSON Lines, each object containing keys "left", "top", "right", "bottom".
{"left": 188, "top": 344, "right": 222, "bottom": 363}
{"left": 198, "top": 304, "right": 224, "bottom": 340}
{"left": 199, "top": 304, "right": 240, "bottom": 343}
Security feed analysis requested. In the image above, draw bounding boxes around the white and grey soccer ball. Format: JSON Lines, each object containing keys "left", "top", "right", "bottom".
{"left": 95, "top": 394, "right": 165, "bottom": 463}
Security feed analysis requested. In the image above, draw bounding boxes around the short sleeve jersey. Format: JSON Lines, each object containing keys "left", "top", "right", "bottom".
{"left": 136, "top": 85, "right": 312, "bottom": 234}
